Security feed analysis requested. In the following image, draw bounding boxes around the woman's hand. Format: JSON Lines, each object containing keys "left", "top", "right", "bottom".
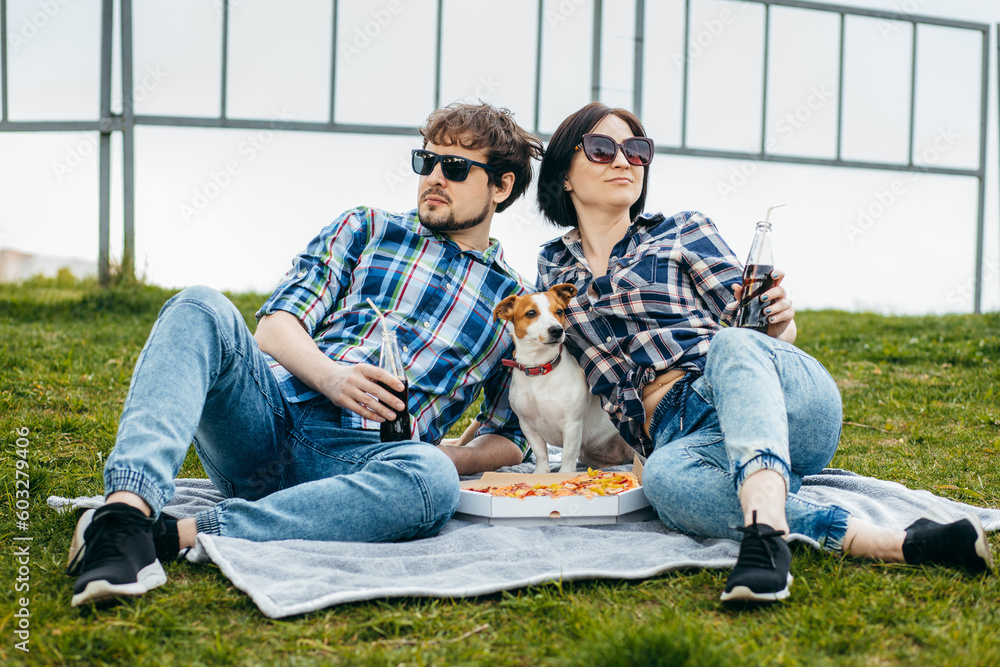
{"left": 440, "top": 420, "right": 481, "bottom": 447}
{"left": 732, "top": 269, "right": 796, "bottom": 342}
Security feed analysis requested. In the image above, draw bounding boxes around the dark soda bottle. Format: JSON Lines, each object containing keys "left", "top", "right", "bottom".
{"left": 735, "top": 216, "right": 776, "bottom": 333}
{"left": 378, "top": 379, "right": 411, "bottom": 442}
{"left": 736, "top": 263, "right": 775, "bottom": 332}
{"left": 378, "top": 330, "right": 411, "bottom": 442}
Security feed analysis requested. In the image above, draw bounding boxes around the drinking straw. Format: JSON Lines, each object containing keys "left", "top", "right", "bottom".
{"left": 766, "top": 202, "right": 786, "bottom": 222}
{"left": 366, "top": 298, "right": 400, "bottom": 378}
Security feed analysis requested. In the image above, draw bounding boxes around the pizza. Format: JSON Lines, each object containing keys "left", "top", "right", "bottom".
{"left": 471, "top": 469, "right": 639, "bottom": 499}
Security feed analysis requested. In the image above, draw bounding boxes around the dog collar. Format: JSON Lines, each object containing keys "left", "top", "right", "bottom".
{"left": 502, "top": 345, "right": 563, "bottom": 376}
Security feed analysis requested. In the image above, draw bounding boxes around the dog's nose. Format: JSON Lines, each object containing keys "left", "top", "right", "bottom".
{"left": 547, "top": 325, "right": 564, "bottom": 339}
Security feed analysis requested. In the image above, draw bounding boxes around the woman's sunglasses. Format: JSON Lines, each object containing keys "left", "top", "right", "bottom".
{"left": 575, "top": 133, "right": 654, "bottom": 166}
{"left": 411, "top": 149, "right": 499, "bottom": 182}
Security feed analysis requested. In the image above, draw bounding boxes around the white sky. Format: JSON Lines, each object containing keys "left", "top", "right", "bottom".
{"left": 1, "top": 0, "right": 998, "bottom": 314}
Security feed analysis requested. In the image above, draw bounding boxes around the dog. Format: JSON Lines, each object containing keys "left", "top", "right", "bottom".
{"left": 493, "top": 284, "right": 636, "bottom": 473}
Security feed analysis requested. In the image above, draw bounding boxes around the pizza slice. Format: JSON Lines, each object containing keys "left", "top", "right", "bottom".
{"left": 471, "top": 468, "right": 639, "bottom": 499}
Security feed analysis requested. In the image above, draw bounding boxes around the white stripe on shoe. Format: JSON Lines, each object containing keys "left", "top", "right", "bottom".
{"left": 719, "top": 573, "right": 793, "bottom": 602}
{"left": 70, "top": 560, "right": 168, "bottom": 607}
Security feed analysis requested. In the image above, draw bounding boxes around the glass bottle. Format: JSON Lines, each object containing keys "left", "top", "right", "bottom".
{"left": 735, "top": 220, "right": 776, "bottom": 333}
{"left": 378, "top": 330, "right": 411, "bottom": 442}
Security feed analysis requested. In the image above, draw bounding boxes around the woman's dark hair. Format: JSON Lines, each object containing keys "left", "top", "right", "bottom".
{"left": 536, "top": 102, "right": 652, "bottom": 228}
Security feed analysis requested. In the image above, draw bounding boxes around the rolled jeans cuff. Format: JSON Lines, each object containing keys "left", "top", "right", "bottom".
{"left": 104, "top": 468, "right": 170, "bottom": 517}
{"left": 734, "top": 453, "right": 791, "bottom": 494}
{"left": 195, "top": 507, "right": 224, "bottom": 536}
{"left": 815, "top": 505, "right": 851, "bottom": 553}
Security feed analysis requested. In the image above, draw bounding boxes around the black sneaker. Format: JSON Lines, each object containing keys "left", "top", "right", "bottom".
{"left": 67, "top": 508, "right": 181, "bottom": 576}
{"left": 903, "top": 512, "right": 994, "bottom": 574}
{"left": 69, "top": 503, "right": 167, "bottom": 607}
{"left": 721, "top": 511, "right": 793, "bottom": 603}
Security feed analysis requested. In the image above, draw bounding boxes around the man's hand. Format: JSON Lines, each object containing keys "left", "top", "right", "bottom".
{"left": 732, "top": 269, "right": 797, "bottom": 343}
{"left": 255, "top": 311, "right": 406, "bottom": 420}
{"left": 319, "top": 362, "right": 406, "bottom": 422}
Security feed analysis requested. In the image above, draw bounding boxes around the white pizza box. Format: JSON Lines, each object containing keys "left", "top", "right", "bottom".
{"left": 454, "top": 456, "right": 653, "bottom": 526}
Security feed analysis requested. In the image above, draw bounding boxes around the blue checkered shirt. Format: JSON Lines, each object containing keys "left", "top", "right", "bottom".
{"left": 536, "top": 211, "right": 743, "bottom": 445}
{"left": 257, "top": 206, "right": 530, "bottom": 453}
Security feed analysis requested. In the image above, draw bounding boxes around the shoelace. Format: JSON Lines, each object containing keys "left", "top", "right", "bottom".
{"left": 734, "top": 512, "right": 786, "bottom": 569}
{"left": 82, "top": 510, "right": 152, "bottom": 567}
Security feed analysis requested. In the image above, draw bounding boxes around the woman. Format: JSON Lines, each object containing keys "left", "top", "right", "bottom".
{"left": 534, "top": 102, "right": 992, "bottom": 602}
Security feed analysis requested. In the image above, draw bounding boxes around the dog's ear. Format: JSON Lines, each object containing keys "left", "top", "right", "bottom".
{"left": 551, "top": 283, "right": 577, "bottom": 304}
{"left": 493, "top": 294, "right": 518, "bottom": 322}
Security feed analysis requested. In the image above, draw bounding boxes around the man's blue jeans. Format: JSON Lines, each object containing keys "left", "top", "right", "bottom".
{"left": 643, "top": 327, "right": 851, "bottom": 552}
{"left": 103, "top": 286, "right": 460, "bottom": 542}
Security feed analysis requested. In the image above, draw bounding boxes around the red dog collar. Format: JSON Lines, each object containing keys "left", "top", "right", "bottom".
{"left": 502, "top": 345, "right": 563, "bottom": 376}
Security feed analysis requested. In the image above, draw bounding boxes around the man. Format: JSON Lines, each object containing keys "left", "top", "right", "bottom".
{"left": 67, "top": 102, "right": 545, "bottom": 607}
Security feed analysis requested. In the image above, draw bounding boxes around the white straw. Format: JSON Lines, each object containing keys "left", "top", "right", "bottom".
{"left": 765, "top": 202, "right": 786, "bottom": 222}
{"left": 366, "top": 298, "right": 400, "bottom": 378}
{"left": 366, "top": 298, "right": 390, "bottom": 335}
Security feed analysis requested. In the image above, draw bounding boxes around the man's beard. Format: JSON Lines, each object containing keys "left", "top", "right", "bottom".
{"left": 419, "top": 189, "right": 493, "bottom": 232}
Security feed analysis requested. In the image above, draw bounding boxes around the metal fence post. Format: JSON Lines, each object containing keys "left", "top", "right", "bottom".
{"left": 1, "top": 0, "right": 8, "bottom": 123}
{"left": 98, "top": 0, "right": 114, "bottom": 286}
{"left": 122, "top": 0, "right": 135, "bottom": 279}
{"left": 591, "top": 0, "right": 602, "bottom": 102}
{"left": 633, "top": 0, "right": 645, "bottom": 117}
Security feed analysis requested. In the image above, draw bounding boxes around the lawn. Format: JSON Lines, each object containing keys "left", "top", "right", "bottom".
{"left": 2, "top": 278, "right": 998, "bottom": 666}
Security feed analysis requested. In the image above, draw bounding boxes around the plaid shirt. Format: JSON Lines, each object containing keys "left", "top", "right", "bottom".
{"left": 257, "top": 206, "right": 529, "bottom": 453}
{"left": 536, "top": 211, "right": 742, "bottom": 445}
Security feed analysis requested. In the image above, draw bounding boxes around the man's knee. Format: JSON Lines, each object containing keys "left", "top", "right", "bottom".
{"left": 163, "top": 285, "right": 231, "bottom": 314}
{"left": 405, "top": 445, "right": 461, "bottom": 522}
{"left": 159, "top": 286, "right": 243, "bottom": 332}
{"left": 425, "top": 447, "right": 461, "bottom": 518}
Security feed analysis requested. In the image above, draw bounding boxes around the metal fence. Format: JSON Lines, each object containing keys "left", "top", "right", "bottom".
{"left": 0, "top": 0, "right": 993, "bottom": 312}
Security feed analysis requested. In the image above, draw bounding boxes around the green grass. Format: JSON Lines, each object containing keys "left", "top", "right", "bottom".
{"left": 2, "top": 278, "right": 998, "bottom": 666}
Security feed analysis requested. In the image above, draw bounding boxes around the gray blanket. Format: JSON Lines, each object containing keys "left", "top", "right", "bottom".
{"left": 49, "top": 461, "right": 1000, "bottom": 619}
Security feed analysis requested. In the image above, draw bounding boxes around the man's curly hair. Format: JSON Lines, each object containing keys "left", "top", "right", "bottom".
{"left": 420, "top": 102, "right": 544, "bottom": 213}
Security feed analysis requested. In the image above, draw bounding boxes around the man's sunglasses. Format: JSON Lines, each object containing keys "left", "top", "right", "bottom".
{"left": 575, "top": 133, "right": 654, "bottom": 166}
{"left": 411, "top": 149, "right": 499, "bottom": 182}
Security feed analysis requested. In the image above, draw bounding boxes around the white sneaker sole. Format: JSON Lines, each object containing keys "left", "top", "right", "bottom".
{"left": 66, "top": 509, "right": 96, "bottom": 576}
{"left": 920, "top": 506, "right": 995, "bottom": 573}
{"left": 71, "top": 560, "right": 168, "bottom": 607}
{"left": 965, "top": 513, "right": 996, "bottom": 573}
{"left": 720, "top": 573, "right": 793, "bottom": 602}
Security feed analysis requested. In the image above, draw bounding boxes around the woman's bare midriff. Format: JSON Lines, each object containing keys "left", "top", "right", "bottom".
{"left": 642, "top": 368, "right": 686, "bottom": 437}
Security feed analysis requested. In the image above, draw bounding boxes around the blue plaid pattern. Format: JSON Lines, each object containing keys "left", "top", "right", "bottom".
{"left": 536, "top": 211, "right": 743, "bottom": 444}
{"left": 257, "top": 206, "right": 530, "bottom": 453}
